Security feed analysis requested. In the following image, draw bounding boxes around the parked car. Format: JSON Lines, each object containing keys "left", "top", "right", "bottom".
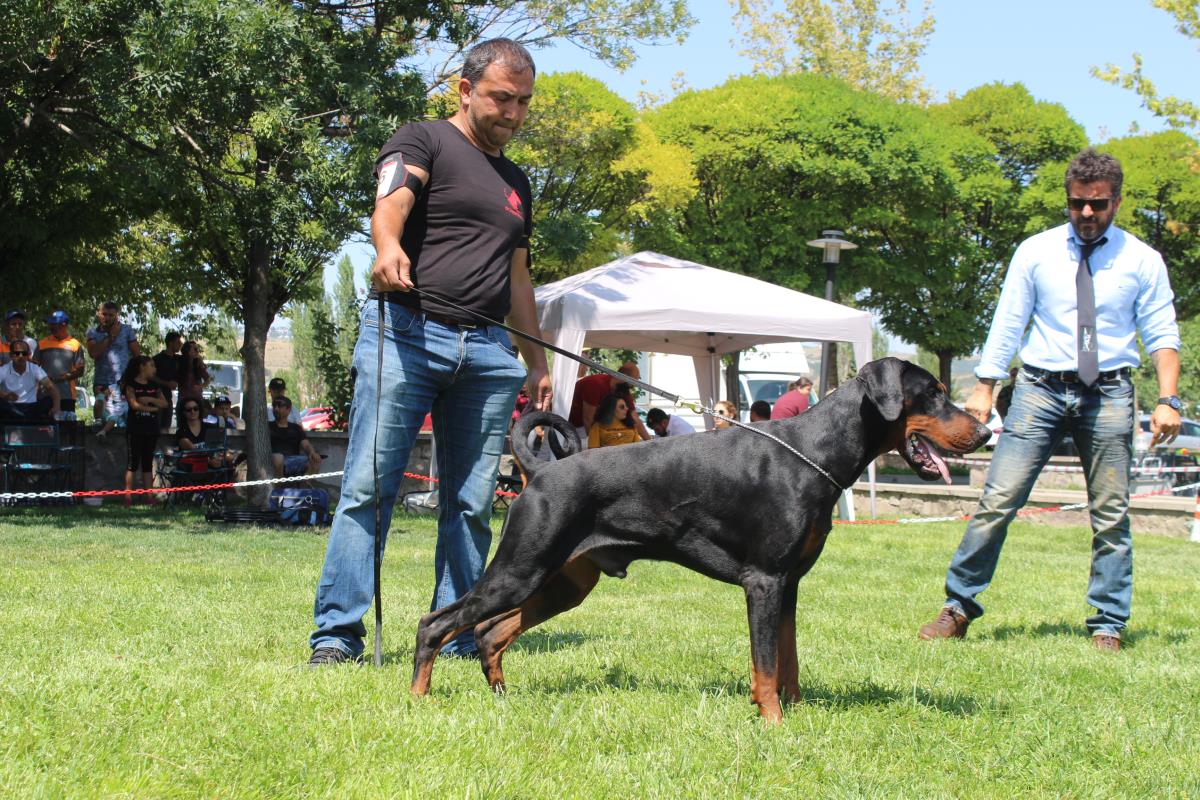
{"left": 300, "top": 406, "right": 336, "bottom": 431}
{"left": 205, "top": 360, "right": 244, "bottom": 415}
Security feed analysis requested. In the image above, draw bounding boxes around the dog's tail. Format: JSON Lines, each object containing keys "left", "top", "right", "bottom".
{"left": 511, "top": 411, "right": 581, "bottom": 486}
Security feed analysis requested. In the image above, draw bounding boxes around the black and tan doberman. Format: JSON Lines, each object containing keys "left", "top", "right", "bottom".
{"left": 410, "top": 358, "right": 990, "bottom": 723}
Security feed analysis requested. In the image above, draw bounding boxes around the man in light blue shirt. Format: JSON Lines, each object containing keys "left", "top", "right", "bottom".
{"left": 919, "top": 149, "right": 1182, "bottom": 653}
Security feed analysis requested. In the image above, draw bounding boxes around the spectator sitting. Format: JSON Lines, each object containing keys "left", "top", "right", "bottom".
{"left": 269, "top": 396, "right": 321, "bottom": 477}
{"left": 175, "top": 399, "right": 237, "bottom": 469}
{"left": 587, "top": 392, "right": 648, "bottom": 448}
{"left": 770, "top": 376, "right": 814, "bottom": 420}
{"left": 568, "top": 361, "right": 641, "bottom": 445}
{"left": 646, "top": 407, "right": 696, "bottom": 437}
{"left": 0, "top": 309, "right": 40, "bottom": 366}
{"left": 712, "top": 400, "right": 737, "bottom": 430}
{"left": 749, "top": 400, "right": 772, "bottom": 422}
{"left": 0, "top": 341, "right": 60, "bottom": 420}
{"left": 35, "top": 310, "right": 85, "bottom": 421}
{"left": 94, "top": 382, "right": 128, "bottom": 440}
{"left": 86, "top": 301, "right": 141, "bottom": 420}
{"left": 266, "top": 377, "right": 302, "bottom": 423}
{"left": 613, "top": 382, "right": 653, "bottom": 441}
{"left": 205, "top": 395, "right": 239, "bottom": 429}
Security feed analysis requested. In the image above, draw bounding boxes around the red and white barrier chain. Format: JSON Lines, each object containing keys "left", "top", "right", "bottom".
{"left": 0, "top": 469, "right": 521, "bottom": 503}
{"left": 943, "top": 456, "right": 1200, "bottom": 474}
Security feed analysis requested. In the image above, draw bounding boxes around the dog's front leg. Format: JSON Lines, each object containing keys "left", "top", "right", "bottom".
{"left": 776, "top": 577, "right": 801, "bottom": 705}
{"left": 743, "top": 571, "right": 786, "bottom": 725}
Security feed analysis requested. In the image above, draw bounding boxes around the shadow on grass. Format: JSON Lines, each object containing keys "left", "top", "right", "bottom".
{"left": 530, "top": 666, "right": 980, "bottom": 716}
{"left": 984, "top": 621, "right": 1185, "bottom": 645}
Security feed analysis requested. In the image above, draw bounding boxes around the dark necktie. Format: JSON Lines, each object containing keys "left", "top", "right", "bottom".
{"left": 1076, "top": 237, "right": 1106, "bottom": 387}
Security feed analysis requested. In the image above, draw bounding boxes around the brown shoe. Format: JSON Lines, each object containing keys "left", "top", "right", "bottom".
{"left": 918, "top": 606, "right": 970, "bottom": 640}
{"left": 1092, "top": 634, "right": 1121, "bottom": 653}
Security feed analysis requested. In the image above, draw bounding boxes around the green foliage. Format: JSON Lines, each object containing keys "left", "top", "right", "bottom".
{"left": 309, "top": 302, "right": 353, "bottom": 428}
{"left": 507, "top": 72, "right": 693, "bottom": 281}
{"left": 1092, "top": 0, "right": 1200, "bottom": 130}
{"left": 732, "top": 0, "right": 935, "bottom": 103}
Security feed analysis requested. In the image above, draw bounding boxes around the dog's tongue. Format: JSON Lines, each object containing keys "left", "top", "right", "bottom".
{"left": 927, "top": 444, "right": 951, "bottom": 485}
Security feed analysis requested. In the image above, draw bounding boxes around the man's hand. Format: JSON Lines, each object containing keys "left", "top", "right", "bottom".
{"left": 1150, "top": 404, "right": 1181, "bottom": 447}
{"left": 526, "top": 366, "right": 552, "bottom": 411}
{"left": 0, "top": 389, "right": 17, "bottom": 402}
{"left": 371, "top": 243, "right": 414, "bottom": 292}
{"left": 964, "top": 381, "right": 995, "bottom": 424}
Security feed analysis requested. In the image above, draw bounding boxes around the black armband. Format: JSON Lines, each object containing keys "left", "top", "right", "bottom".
{"left": 375, "top": 154, "right": 424, "bottom": 201}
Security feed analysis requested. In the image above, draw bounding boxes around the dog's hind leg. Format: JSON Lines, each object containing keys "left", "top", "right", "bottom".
{"left": 743, "top": 571, "right": 786, "bottom": 724}
{"left": 474, "top": 557, "right": 602, "bottom": 692}
{"left": 776, "top": 576, "right": 801, "bottom": 705}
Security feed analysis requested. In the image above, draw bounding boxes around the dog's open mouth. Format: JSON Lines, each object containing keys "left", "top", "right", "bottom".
{"left": 903, "top": 433, "right": 952, "bottom": 484}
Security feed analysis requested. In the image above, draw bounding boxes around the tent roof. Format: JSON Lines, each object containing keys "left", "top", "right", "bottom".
{"left": 535, "top": 251, "right": 873, "bottom": 359}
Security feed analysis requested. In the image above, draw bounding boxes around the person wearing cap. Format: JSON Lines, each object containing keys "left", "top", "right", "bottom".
{"left": 204, "top": 395, "right": 239, "bottom": 430}
{"left": 0, "top": 339, "right": 59, "bottom": 420}
{"left": 86, "top": 301, "right": 141, "bottom": 420}
{"left": 266, "top": 377, "right": 301, "bottom": 424}
{"left": 35, "top": 311, "right": 85, "bottom": 421}
{"left": 0, "top": 309, "right": 39, "bottom": 367}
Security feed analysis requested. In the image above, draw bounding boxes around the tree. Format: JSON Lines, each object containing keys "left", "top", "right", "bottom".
{"left": 505, "top": 72, "right": 694, "bottom": 281}
{"left": 1092, "top": 0, "right": 1200, "bottom": 130}
{"left": 639, "top": 74, "right": 986, "bottom": 386}
{"left": 732, "top": 0, "right": 935, "bottom": 103}
{"left": 863, "top": 83, "right": 1087, "bottom": 384}
{"left": 1132, "top": 317, "right": 1200, "bottom": 413}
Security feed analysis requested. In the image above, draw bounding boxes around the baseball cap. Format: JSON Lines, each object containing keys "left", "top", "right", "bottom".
{"left": 5, "top": 309, "right": 26, "bottom": 322}
{"left": 214, "top": 395, "right": 231, "bottom": 405}
{"left": 46, "top": 310, "right": 70, "bottom": 325}
{"left": 268, "top": 377, "right": 286, "bottom": 389}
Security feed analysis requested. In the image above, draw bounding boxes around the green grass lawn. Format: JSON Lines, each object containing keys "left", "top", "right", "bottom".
{"left": 2, "top": 507, "right": 1198, "bottom": 799}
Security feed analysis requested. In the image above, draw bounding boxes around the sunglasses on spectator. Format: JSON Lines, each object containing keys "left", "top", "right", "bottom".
{"left": 9, "top": 350, "right": 29, "bottom": 357}
{"left": 1067, "top": 197, "right": 1112, "bottom": 212}
{"left": 184, "top": 406, "right": 200, "bottom": 412}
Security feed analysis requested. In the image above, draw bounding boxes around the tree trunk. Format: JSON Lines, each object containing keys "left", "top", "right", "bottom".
{"left": 241, "top": 238, "right": 273, "bottom": 508}
{"left": 724, "top": 351, "right": 740, "bottom": 408}
{"left": 937, "top": 350, "right": 954, "bottom": 391}
{"left": 824, "top": 344, "right": 839, "bottom": 396}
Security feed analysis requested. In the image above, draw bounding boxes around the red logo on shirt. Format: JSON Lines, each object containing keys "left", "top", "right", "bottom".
{"left": 504, "top": 188, "right": 524, "bottom": 220}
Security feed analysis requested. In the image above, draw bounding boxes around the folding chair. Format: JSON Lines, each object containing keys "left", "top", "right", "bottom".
{"left": 155, "top": 441, "right": 233, "bottom": 509}
{"left": 1, "top": 422, "right": 77, "bottom": 506}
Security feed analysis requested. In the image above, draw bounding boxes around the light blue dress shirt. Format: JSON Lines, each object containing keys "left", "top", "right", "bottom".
{"left": 975, "top": 223, "right": 1181, "bottom": 380}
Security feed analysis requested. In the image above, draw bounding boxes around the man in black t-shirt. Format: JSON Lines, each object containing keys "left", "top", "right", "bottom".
{"left": 152, "top": 331, "right": 184, "bottom": 432}
{"left": 309, "top": 38, "right": 554, "bottom": 666}
{"left": 269, "top": 397, "right": 322, "bottom": 477}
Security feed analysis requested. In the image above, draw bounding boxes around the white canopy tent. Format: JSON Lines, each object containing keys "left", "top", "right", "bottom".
{"left": 534, "top": 251, "right": 875, "bottom": 422}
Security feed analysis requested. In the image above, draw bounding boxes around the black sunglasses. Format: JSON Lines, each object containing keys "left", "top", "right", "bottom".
{"left": 9, "top": 351, "right": 29, "bottom": 357}
{"left": 1068, "top": 197, "right": 1112, "bottom": 212}
{"left": 183, "top": 406, "right": 200, "bottom": 412}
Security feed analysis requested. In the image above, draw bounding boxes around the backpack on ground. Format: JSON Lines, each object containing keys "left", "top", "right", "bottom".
{"left": 268, "top": 487, "right": 332, "bottom": 526}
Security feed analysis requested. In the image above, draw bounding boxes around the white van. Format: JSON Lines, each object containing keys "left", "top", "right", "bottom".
{"left": 205, "top": 359, "right": 245, "bottom": 414}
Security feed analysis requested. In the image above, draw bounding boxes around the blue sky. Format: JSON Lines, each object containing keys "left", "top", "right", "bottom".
{"left": 331, "top": 0, "right": 1196, "bottom": 302}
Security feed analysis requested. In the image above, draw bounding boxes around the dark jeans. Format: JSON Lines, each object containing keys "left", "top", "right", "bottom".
{"left": 0, "top": 397, "right": 53, "bottom": 421}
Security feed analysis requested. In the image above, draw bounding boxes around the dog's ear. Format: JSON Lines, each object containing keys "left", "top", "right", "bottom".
{"left": 858, "top": 358, "right": 906, "bottom": 422}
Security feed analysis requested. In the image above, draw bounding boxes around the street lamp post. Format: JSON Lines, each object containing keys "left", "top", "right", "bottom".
{"left": 806, "top": 230, "right": 857, "bottom": 396}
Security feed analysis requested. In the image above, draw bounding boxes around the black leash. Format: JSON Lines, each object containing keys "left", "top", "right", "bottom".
{"left": 373, "top": 293, "right": 384, "bottom": 667}
{"left": 399, "top": 285, "right": 847, "bottom": 492}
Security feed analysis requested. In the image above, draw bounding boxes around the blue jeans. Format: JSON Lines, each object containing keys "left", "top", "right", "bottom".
{"left": 310, "top": 300, "right": 526, "bottom": 658}
{"left": 943, "top": 367, "right": 1135, "bottom": 636}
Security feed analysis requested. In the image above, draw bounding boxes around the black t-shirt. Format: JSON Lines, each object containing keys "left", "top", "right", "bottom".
{"left": 153, "top": 350, "right": 183, "bottom": 397}
{"left": 175, "top": 419, "right": 213, "bottom": 450}
{"left": 374, "top": 120, "right": 533, "bottom": 323}
{"left": 269, "top": 422, "right": 308, "bottom": 457}
{"left": 126, "top": 380, "right": 162, "bottom": 435}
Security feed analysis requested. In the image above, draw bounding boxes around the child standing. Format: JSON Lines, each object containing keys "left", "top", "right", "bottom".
{"left": 120, "top": 355, "right": 168, "bottom": 506}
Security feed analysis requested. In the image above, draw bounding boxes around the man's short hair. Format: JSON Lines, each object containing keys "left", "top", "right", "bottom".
{"left": 165, "top": 331, "right": 182, "bottom": 344}
{"left": 750, "top": 400, "right": 771, "bottom": 419}
{"left": 268, "top": 377, "right": 286, "bottom": 390}
{"left": 618, "top": 362, "right": 639, "bottom": 377}
{"left": 100, "top": 301, "right": 120, "bottom": 313}
{"left": 1064, "top": 148, "right": 1123, "bottom": 196}
{"left": 461, "top": 38, "right": 536, "bottom": 86}
{"left": 646, "top": 408, "right": 668, "bottom": 425}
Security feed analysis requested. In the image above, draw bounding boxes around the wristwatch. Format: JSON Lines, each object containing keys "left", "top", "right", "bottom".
{"left": 1156, "top": 395, "right": 1182, "bottom": 411}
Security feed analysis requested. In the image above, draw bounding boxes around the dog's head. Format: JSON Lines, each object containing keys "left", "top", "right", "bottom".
{"left": 857, "top": 357, "right": 991, "bottom": 483}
